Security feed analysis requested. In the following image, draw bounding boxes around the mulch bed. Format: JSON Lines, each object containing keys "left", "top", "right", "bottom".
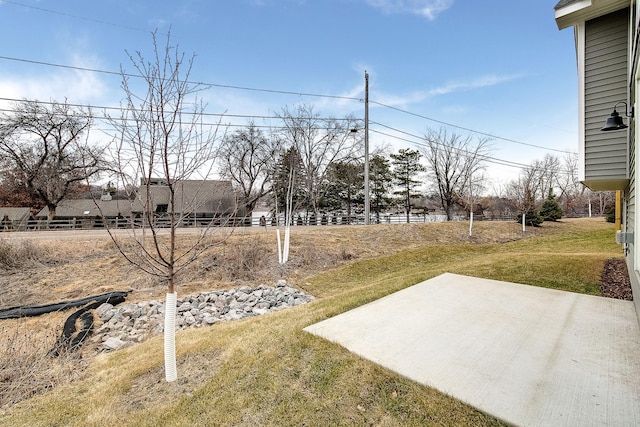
{"left": 600, "top": 258, "right": 633, "bottom": 301}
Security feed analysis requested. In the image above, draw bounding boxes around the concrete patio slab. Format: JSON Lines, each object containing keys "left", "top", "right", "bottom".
{"left": 304, "top": 273, "right": 640, "bottom": 426}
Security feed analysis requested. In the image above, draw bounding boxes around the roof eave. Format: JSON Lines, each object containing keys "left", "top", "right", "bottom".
{"left": 555, "top": 0, "right": 630, "bottom": 30}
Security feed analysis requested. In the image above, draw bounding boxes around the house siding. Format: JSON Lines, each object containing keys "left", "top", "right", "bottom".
{"left": 628, "top": 115, "right": 638, "bottom": 322}
{"left": 584, "top": 8, "right": 629, "bottom": 184}
{"left": 556, "top": 0, "right": 640, "bottom": 324}
{"left": 628, "top": 2, "right": 640, "bottom": 323}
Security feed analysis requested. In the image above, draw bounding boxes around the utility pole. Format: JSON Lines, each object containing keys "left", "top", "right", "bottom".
{"left": 364, "top": 71, "right": 370, "bottom": 225}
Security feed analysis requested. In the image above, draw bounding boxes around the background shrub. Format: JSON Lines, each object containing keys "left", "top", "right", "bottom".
{"left": 0, "top": 239, "right": 44, "bottom": 270}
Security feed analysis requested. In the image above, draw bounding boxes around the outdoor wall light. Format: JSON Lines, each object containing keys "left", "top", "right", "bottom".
{"left": 601, "top": 101, "right": 634, "bottom": 131}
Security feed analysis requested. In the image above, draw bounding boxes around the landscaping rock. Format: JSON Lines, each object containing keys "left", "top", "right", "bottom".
{"left": 102, "top": 337, "right": 127, "bottom": 351}
{"left": 94, "top": 281, "right": 313, "bottom": 353}
{"left": 96, "top": 303, "right": 115, "bottom": 321}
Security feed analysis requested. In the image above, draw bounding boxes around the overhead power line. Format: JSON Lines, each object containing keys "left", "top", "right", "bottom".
{"left": 2, "top": 0, "right": 153, "bottom": 34}
{"left": 369, "top": 121, "right": 531, "bottom": 167}
{"left": 0, "top": 103, "right": 576, "bottom": 177}
{"left": 370, "top": 100, "right": 576, "bottom": 155}
{"left": 0, "top": 54, "right": 575, "bottom": 157}
{"left": 369, "top": 127, "right": 578, "bottom": 177}
{"left": 369, "top": 128, "right": 531, "bottom": 169}
{"left": 0, "top": 97, "right": 362, "bottom": 125}
{"left": 0, "top": 55, "right": 362, "bottom": 102}
{"left": 0, "top": 96, "right": 575, "bottom": 175}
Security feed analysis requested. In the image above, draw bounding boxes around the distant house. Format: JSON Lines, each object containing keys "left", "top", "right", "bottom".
{"left": 0, "top": 207, "right": 31, "bottom": 230}
{"left": 35, "top": 197, "right": 142, "bottom": 228}
{"left": 138, "top": 179, "right": 240, "bottom": 224}
{"left": 36, "top": 179, "right": 241, "bottom": 228}
{"left": 554, "top": 0, "right": 639, "bottom": 319}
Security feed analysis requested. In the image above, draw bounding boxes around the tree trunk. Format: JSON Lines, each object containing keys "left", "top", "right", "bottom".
{"left": 445, "top": 205, "right": 453, "bottom": 221}
{"left": 405, "top": 196, "right": 410, "bottom": 223}
{"left": 405, "top": 184, "right": 410, "bottom": 223}
{"left": 47, "top": 204, "right": 56, "bottom": 222}
{"left": 164, "top": 291, "right": 177, "bottom": 382}
{"left": 347, "top": 188, "right": 352, "bottom": 224}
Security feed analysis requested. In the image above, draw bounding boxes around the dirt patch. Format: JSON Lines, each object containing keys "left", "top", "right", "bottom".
{"left": 600, "top": 258, "right": 633, "bottom": 301}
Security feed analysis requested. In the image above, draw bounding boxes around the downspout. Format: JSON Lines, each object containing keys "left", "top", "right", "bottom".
{"left": 616, "top": 190, "right": 622, "bottom": 231}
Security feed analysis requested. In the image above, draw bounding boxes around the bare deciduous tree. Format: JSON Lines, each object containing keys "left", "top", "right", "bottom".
{"left": 506, "top": 158, "right": 554, "bottom": 228}
{"left": 506, "top": 166, "right": 538, "bottom": 213}
{"left": 422, "top": 128, "right": 491, "bottom": 221}
{"left": 531, "top": 154, "right": 561, "bottom": 198}
{"left": 218, "top": 122, "right": 281, "bottom": 216}
{"left": 277, "top": 104, "right": 362, "bottom": 215}
{"left": 272, "top": 146, "right": 305, "bottom": 219}
{"left": 506, "top": 153, "right": 565, "bottom": 221}
{"left": 556, "top": 153, "right": 588, "bottom": 216}
{"left": 0, "top": 100, "right": 102, "bottom": 220}
{"left": 104, "top": 32, "right": 229, "bottom": 382}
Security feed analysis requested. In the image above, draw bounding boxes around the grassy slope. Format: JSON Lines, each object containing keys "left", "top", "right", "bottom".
{"left": 0, "top": 219, "right": 622, "bottom": 426}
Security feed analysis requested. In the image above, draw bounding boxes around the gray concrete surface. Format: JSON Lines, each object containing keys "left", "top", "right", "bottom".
{"left": 304, "top": 273, "right": 640, "bottom": 426}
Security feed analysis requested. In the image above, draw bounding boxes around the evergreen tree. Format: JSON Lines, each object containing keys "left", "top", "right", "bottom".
{"left": 370, "top": 154, "right": 393, "bottom": 224}
{"left": 539, "top": 188, "right": 563, "bottom": 221}
{"left": 605, "top": 207, "right": 616, "bottom": 223}
{"left": 325, "top": 160, "right": 364, "bottom": 224}
{"left": 516, "top": 187, "right": 543, "bottom": 227}
{"left": 517, "top": 210, "right": 544, "bottom": 227}
{"left": 390, "top": 149, "right": 425, "bottom": 223}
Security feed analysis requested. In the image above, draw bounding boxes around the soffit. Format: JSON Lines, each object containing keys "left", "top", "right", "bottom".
{"left": 555, "top": 0, "right": 630, "bottom": 29}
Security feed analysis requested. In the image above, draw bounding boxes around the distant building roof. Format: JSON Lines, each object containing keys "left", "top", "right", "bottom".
{"left": 139, "top": 180, "right": 237, "bottom": 215}
{"left": 35, "top": 199, "right": 141, "bottom": 219}
{"left": 0, "top": 207, "right": 31, "bottom": 222}
{"left": 36, "top": 180, "right": 239, "bottom": 219}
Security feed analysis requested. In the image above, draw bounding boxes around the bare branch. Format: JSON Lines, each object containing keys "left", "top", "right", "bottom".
{"left": 421, "top": 128, "right": 492, "bottom": 220}
{"left": 0, "top": 99, "right": 103, "bottom": 220}
{"left": 102, "top": 30, "right": 233, "bottom": 296}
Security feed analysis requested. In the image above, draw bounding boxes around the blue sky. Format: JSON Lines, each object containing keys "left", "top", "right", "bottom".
{"left": 0, "top": 0, "right": 577, "bottom": 189}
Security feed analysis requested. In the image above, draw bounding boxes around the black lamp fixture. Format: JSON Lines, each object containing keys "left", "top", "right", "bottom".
{"left": 601, "top": 101, "right": 634, "bottom": 131}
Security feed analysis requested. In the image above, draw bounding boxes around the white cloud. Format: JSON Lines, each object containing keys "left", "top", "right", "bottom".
{"left": 0, "top": 51, "right": 111, "bottom": 117}
{"left": 279, "top": 70, "right": 523, "bottom": 119}
{"left": 365, "top": 0, "right": 454, "bottom": 20}
{"left": 314, "top": 82, "right": 364, "bottom": 114}
{"left": 374, "top": 73, "right": 524, "bottom": 107}
{"left": 426, "top": 74, "right": 523, "bottom": 96}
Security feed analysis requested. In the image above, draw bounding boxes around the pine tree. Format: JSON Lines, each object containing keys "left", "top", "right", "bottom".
{"left": 540, "top": 188, "right": 563, "bottom": 221}
{"left": 390, "top": 149, "right": 425, "bottom": 223}
{"left": 369, "top": 154, "right": 393, "bottom": 224}
{"left": 518, "top": 210, "right": 544, "bottom": 227}
{"left": 516, "top": 187, "right": 543, "bottom": 227}
{"left": 325, "top": 160, "right": 364, "bottom": 224}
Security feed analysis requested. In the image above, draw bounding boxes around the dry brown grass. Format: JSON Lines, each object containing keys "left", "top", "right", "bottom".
{"left": 1, "top": 219, "right": 547, "bottom": 310}
{"left": 0, "top": 238, "right": 49, "bottom": 271}
{"left": 0, "top": 316, "right": 86, "bottom": 409}
{"left": 0, "top": 217, "right": 619, "bottom": 423}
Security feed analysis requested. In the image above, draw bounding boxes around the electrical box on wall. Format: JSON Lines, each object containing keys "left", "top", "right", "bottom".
{"left": 616, "top": 230, "right": 634, "bottom": 244}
